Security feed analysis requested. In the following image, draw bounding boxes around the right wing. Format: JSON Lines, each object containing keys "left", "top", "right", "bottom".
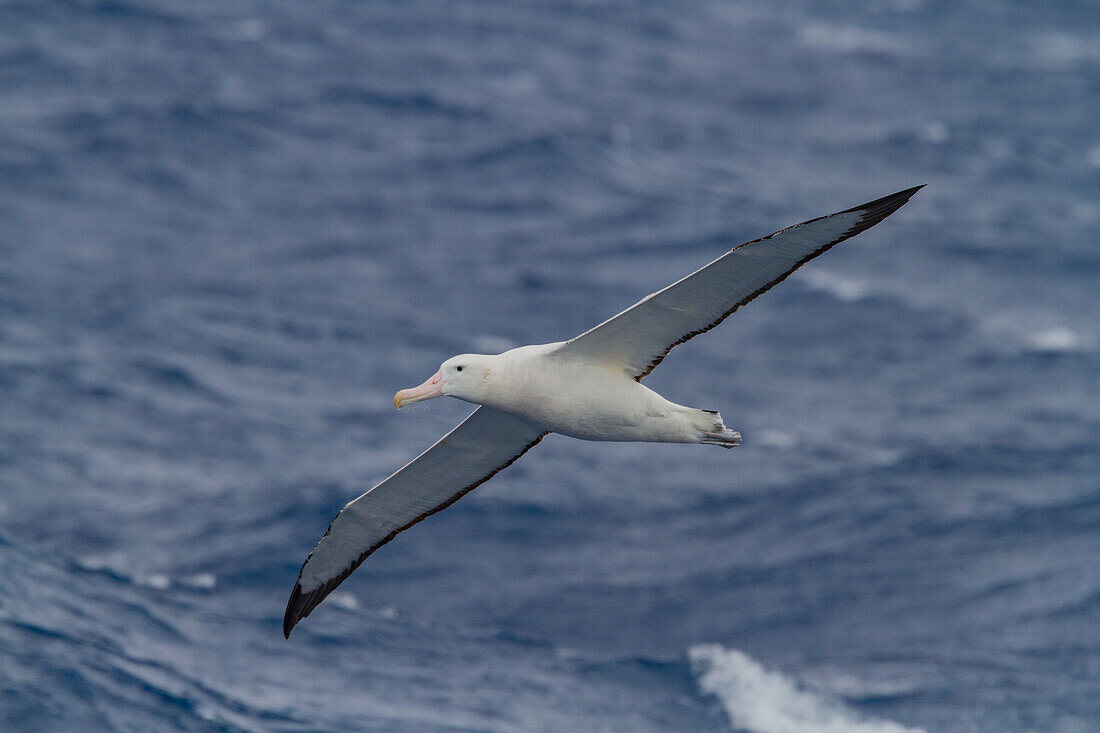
{"left": 558, "top": 187, "right": 923, "bottom": 379}
{"left": 283, "top": 406, "right": 547, "bottom": 637}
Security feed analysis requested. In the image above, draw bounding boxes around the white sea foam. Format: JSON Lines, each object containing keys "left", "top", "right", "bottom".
{"left": 756, "top": 429, "right": 798, "bottom": 450}
{"left": 138, "top": 573, "right": 172, "bottom": 591}
{"left": 801, "top": 270, "right": 870, "bottom": 302}
{"left": 689, "top": 644, "right": 926, "bottom": 733}
{"left": 980, "top": 316, "right": 1095, "bottom": 355}
{"left": 75, "top": 557, "right": 218, "bottom": 592}
{"left": 1024, "top": 327, "right": 1089, "bottom": 353}
{"left": 918, "top": 121, "right": 949, "bottom": 144}
{"left": 181, "top": 573, "right": 218, "bottom": 590}
{"left": 328, "top": 591, "right": 360, "bottom": 611}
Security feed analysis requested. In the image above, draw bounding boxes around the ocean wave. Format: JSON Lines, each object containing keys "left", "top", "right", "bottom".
{"left": 75, "top": 555, "right": 218, "bottom": 592}
{"left": 689, "top": 645, "right": 925, "bottom": 733}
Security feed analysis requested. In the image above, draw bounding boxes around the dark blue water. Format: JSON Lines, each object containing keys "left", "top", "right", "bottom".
{"left": 2, "top": 1, "right": 1098, "bottom": 731}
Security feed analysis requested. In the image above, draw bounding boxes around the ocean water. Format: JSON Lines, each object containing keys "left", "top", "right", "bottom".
{"left": 1, "top": 1, "right": 1098, "bottom": 731}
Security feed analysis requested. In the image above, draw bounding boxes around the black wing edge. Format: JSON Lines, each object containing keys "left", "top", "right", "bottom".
{"left": 835, "top": 184, "right": 925, "bottom": 232}
{"left": 634, "top": 185, "right": 924, "bottom": 380}
{"left": 282, "top": 432, "right": 547, "bottom": 638}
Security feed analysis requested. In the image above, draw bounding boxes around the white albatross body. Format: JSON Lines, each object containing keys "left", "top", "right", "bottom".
{"left": 282, "top": 186, "right": 923, "bottom": 637}
{"left": 458, "top": 342, "right": 738, "bottom": 445}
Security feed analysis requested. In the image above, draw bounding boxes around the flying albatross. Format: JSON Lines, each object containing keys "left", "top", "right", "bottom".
{"left": 283, "top": 185, "right": 923, "bottom": 637}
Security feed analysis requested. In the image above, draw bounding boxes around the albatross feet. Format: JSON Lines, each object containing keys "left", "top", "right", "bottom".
{"left": 693, "top": 409, "right": 742, "bottom": 448}
{"left": 701, "top": 428, "right": 742, "bottom": 448}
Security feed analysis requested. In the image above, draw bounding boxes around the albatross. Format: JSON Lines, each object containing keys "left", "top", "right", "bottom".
{"left": 283, "top": 186, "right": 923, "bottom": 637}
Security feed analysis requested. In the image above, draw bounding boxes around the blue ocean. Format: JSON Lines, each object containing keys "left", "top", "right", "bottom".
{"left": 2, "top": 1, "right": 1097, "bottom": 731}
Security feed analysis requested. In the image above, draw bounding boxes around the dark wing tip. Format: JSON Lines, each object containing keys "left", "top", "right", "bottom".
{"left": 839, "top": 185, "right": 925, "bottom": 235}
{"left": 628, "top": 185, "right": 924, "bottom": 381}
{"left": 283, "top": 579, "right": 336, "bottom": 639}
{"left": 283, "top": 571, "right": 354, "bottom": 638}
{"left": 283, "top": 583, "right": 304, "bottom": 638}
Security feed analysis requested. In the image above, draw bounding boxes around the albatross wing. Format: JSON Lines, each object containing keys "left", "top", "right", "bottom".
{"left": 284, "top": 406, "right": 547, "bottom": 637}
{"left": 560, "top": 186, "right": 923, "bottom": 379}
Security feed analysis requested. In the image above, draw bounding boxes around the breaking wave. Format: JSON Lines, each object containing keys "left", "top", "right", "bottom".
{"left": 689, "top": 645, "right": 925, "bottom": 733}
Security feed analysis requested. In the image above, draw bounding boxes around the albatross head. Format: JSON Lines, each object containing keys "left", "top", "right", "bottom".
{"left": 394, "top": 354, "right": 493, "bottom": 409}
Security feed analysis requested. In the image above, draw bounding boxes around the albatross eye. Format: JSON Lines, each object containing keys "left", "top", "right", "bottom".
{"left": 455, "top": 366, "right": 464, "bottom": 372}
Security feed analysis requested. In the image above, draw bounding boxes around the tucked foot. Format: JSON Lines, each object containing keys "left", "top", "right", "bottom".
{"left": 691, "top": 409, "right": 742, "bottom": 448}
{"left": 701, "top": 428, "right": 742, "bottom": 448}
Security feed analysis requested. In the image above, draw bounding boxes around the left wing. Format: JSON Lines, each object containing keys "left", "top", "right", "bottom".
{"left": 283, "top": 406, "right": 547, "bottom": 637}
{"left": 559, "top": 187, "right": 922, "bottom": 379}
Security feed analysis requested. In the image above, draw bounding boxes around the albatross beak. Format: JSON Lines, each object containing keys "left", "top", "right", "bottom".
{"left": 394, "top": 370, "right": 443, "bottom": 409}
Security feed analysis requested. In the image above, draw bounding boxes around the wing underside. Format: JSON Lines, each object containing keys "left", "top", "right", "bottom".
{"left": 560, "top": 186, "right": 923, "bottom": 378}
{"left": 283, "top": 406, "right": 547, "bottom": 637}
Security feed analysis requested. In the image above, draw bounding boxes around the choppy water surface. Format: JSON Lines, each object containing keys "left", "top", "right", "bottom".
{"left": 1, "top": 1, "right": 1098, "bottom": 731}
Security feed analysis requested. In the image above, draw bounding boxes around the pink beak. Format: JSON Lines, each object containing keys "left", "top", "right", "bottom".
{"left": 394, "top": 370, "right": 444, "bottom": 409}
